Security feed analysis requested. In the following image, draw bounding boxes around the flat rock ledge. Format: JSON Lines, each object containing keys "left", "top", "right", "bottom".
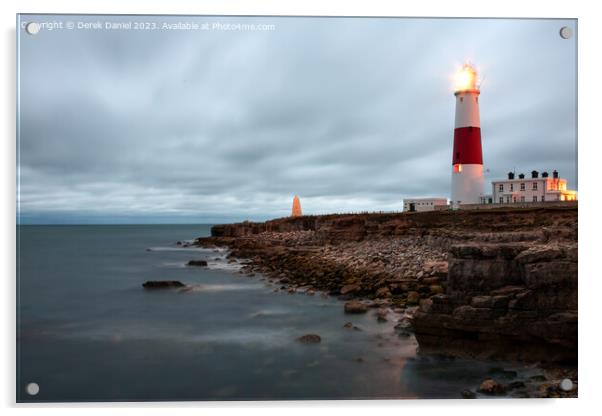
{"left": 187, "top": 260, "right": 208, "bottom": 267}
{"left": 142, "top": 280, "right": 186, "bottom": 289}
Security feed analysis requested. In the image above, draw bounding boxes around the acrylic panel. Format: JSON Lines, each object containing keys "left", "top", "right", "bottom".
{"left": 16, "top": 14, "right": 577, "bottom": 402}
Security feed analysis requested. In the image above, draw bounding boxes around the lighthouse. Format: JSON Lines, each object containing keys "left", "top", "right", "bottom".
{"left": 451, "top": 63, "right": 484, "bottom": 207}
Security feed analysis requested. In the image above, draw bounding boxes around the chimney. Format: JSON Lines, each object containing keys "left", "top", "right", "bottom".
{"left": 508, "top": 172, "right": 515, "bottom": 180}
{"left": 553, "top": 170, "right": 559, "bottom": 179}
{"left": 531, "top": 170, "right": 539, "bottom": 179}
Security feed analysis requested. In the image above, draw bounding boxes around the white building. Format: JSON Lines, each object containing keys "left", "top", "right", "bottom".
{"left": 490, "top": 170, "right": 577, "bottom": 204}
{"left": 403, "top": 198, "right": 448, "bottom": 212}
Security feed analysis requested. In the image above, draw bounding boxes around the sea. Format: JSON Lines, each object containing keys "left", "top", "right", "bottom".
{"left": 17, "top": 224, "right": 540, "bottom": 402}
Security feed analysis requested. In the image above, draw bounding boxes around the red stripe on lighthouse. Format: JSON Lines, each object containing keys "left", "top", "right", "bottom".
{"left": 452, "top": 126, "right": 483, "bottom": 165}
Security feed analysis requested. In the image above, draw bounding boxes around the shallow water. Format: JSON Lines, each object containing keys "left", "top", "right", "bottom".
{"left": 17, "top": 224, "right": 540, "bottom": 401}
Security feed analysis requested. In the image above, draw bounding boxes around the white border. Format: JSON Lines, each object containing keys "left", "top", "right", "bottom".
{"left": 2, "top": 1, "right": 600, "bottom": 415}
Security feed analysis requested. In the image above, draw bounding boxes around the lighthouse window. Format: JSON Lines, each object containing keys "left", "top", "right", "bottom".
{"left": 520, "top": 183, "right": 525, "bottom": 191}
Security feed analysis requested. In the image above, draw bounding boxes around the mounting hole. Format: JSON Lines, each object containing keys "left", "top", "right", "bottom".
{"left": 559, "top": 26, "right": 572, "bottom": 39}
{"left": 25, "top": 382, "right": 40, "bottom": 396}
{"left": 560, "top": 378, "right": 573, "bottom": 391}
{"left": 25, "top": 22, "right": 40, "bottom": 35}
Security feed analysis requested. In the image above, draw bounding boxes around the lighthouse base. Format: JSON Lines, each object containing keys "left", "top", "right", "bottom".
{"left": 451, "top": 164, "right": 484, "bottom": 208}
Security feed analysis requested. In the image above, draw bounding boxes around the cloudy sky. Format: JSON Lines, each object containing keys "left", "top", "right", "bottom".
{"left": 17, "top": 15, "right": 577, "bottom": 224}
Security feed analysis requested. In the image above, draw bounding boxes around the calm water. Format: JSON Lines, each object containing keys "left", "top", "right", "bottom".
{"left": 17, "top": 225, "right": 535, "bottom": 402}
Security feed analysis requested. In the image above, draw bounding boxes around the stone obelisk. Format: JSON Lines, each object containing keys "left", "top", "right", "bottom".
{"left": 291, "top": 195, "right": 302, "bottom": 217}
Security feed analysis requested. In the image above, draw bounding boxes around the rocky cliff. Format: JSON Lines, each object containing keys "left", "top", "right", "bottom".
{"left": 413, "top": 241, "right": 577, "bottom": 362}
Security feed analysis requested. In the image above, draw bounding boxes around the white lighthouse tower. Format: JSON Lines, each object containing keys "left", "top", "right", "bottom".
{"left": 450, "top": 63, "right": 484, "bottom": 207}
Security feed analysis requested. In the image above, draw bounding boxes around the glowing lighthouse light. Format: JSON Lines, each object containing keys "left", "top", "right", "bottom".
{"left": 454, "top": 64, "right": 478, "bottom": 91}
{"left": 451, "top": 63, "right": 484, "bottom": 207}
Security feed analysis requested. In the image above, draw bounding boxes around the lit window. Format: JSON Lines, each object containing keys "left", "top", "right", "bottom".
{"left": 454, "top": 164, "right": 462, "bottom": 173}
{"left": 520, "top": 183, "right": 525, "bottom": 191}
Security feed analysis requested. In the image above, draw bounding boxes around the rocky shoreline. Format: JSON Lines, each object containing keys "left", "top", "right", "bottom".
{"left": 192, "top": 206, "right": 578, "bottom": 398}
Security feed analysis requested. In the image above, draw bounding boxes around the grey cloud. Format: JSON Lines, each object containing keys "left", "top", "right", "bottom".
{"left": 17, "top": 16, "right": 577, "bottom": 223}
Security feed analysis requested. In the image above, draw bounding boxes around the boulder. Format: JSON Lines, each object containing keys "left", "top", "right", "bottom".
{"left": 406, "top": 291, "right": 420, "bottom": 305}
{"left": 471, "top": 295, "right": 493, "bottom": 308}
{"left": 344, "top": 300, "right": 368, "bottom": 314}
{"left": 461, "top": 389, "right": 476, "bottom": 399}
{"left": 507, "top": 381, "right": 526, "bottom": 390}
{"left": 340, "top": 284, "right": 361, "bottom": 295}
{"left": 375, "top": 287, "right": 392, "bottom": 298}
{"left": 419, "top": 298, "right": 433, "bottom": 313}
{"left": 297, "top": 334, "right": 321, "bottom": 344}
{"left": 376, "top": 308, "right": 388, "bottom": 322}
{"left": 429, "top": 285, "right": 444, "bottom": 295}
{"left": 187, "top": 260, "right": 208, "bottom": 267}
{"left": 478, "top": 379, "right": 506, "bottom": 395}
{"left": 395, "top": 316, "right": 413, "bottom": 331}
{"left": 142, "top": 281, "right": 185, "bottom": 289}
{"left": 424, "top": 261, "right": 449, "bottom": 277}
{"left": 515, "top": 246, "right": 564, "bottom": 264}
{"left": 343, "top": 322, "right": 362, "bottom": 331}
